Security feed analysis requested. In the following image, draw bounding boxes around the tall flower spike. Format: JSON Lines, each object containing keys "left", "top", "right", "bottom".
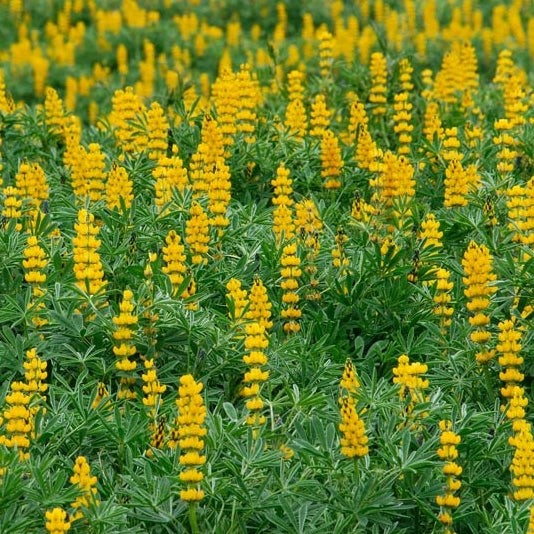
{"left": 0, "top": 382, "right": 32, "bottom": 460}
{"left": 436, "top": 420, "right": 462, "bottom": 532}
{"left": 70, "top": 456, "right": 99, "bottom": 521}
{"left": 271, "top": 163, "right": 295, "bottom": 243}
{"left": 321, "top": 130, "right": 343, "bottom": 190}
{"left": 162, "top": 230, "right": 187, "bottom": 297}
{"left": 462, "top": 241, "right": 498, "bottom": 363}
{"left": 113, "top": 289, "right": 138, "bottom": 400}
{"left": 72, "top": 209, "right": 107, "bottom": 298}
{"left": 185, "top": 201, "right": 210, "bottom": 265}
{"left": 369, "top": 52, "right": 387, "bottom": 116}
{"left": 509, "top": 421, "right": 534, "bottom": 501}
{"left": 23, "top": 234, "right": 48, "bottom": 328}
{"left": 280, "top": 242, "right": 302, "bottom": 333}
{"left": 241, "top": 321, "right": 269, "bottom": 433}
{"left": 497, "top": 319, "right": 524, "bottom": 408}
{"left": 173, "top": 374, "right": 207, "bottom": 502}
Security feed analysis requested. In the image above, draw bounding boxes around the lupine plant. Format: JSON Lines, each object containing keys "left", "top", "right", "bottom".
{"left": 2, "top": 1, "right": 534, "bottom": 533}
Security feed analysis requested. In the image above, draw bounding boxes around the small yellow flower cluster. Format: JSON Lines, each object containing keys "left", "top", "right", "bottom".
{"left": 436, "top": 420, "right": 462, "bottom": 533}
{"left": 44, "top": 507, "right": 71, "bottom": 534}
{"left": 173, "top": 375, "right": 207, "bottom": 502}
{"left": 346, "top": 94, "right": 368, "bottom": 146}
{"left": 235, "top": 64, "right": 261, "bottom": 144}
{"left": 207, "top": 159, "right": 232, "bottom": 232}
{"left": 70, "top": 456, "right": 99, "bottom": 520}
{"left": 462, "top": 241, "right": 497, "bottom": 364}
{"left": 15, "top": 161, "right": 49, "bottom": 220}
{"left": 185, "top": 201, "right": 210, "bottom": 265}
{"left": 271, "top": 163, "right": 295, "bottom": 243}
{"left": 72, "top": 209, "right": 107, "bottom": 297}
{"left": 280, "top": 242, "right": 302, "bottom": 333}
{"left": 113, "top": 289, "right": 138, "bottom": 400}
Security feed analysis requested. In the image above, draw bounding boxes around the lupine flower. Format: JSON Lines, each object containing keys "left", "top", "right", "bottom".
{"left": 113, "top": 289, "right": 138, "bottom": 400}
{"left": 309, "top": 94, "right": 332, "bottom": 137}
{"left": 162, "top": 230, "right": 187, "bottom": 297}
{"left": 462, "top": 241, "right": 497, "bottom": 363}
{"left": 226, "top": 278, "right": 249, "bottom": 327}
{"left": 338, "top": 396, "right": 369, "bottom": 459}
{"left": 246, "top": 276, "right": 273, "bottom": 331}
{"left": 207, "top": 158, "right": 231, "bottom": 232}
{"left": 70, "top": 456, "right": 99, "bottom": 520}
{"left": 509, "top": 420, "right": 534, "bottom": 501}
{"left": 147, "top": 101, "right": 169, "bottom": 161}
{"left": 320, "top": 130, "right": 343, "bottom": 190}
{"left": 318, "top": 30, "right": 334, "bottom": 78}
{"left": 22, "top": 234, "right": 48, "bottom": 328}
{"left": 105, "top": 162, "right": 133, "bottom": 210}
{"left": 153, "top": 155, "right": 189, "bottom": 213}
{"left": 185, "top": 201, "right": 210, "bottom": 265}
{"left": 72, "top": 208, "right": 107, "bottom": 297}
{"left": 108, "top": 87, "right": 147, "bottom": 154}
{"left": 44, "top": 87, "right": 67, "bottom": 135}
{"left": 235, "top": 64, "right": 261, "bottom": 143}
{"left": 368, "top": 52, "right": 387, "bottom": 116}
{"left": 0, "top": 383, "right": 31, "bottom": 460}
{"left": 2, "top": 185, "right": 22, "bottom": 231}
{"left": 211, "top": 70, "right": 239, "bottom": 149}
{"left": 340, "top": 357, "right": 360, "bottom": 396}
{"left": 271, "top": 163, "right": 295, "bottom": 243}
{"left": 172, "top": 374, "right": 207, "bottom": 502}
{"left": 497, "top": 319, "right": 524, "bottom": 406}
{"left": 419, "top": 213, "right": 443, "bottom": 249}
{"left": 241, "top": 321, "right": 269, "bottom": 432}
{"left": 432, "top": 268, "right": 454, "bottom": 334}
{"left": 45, "top": 508, "right": 71, "bottom": 533}
{"left": 280, "top": 242, "right": 302, "bottom": 333}
{"left": 436, "top": 420, "right": 462, "bottom": 533}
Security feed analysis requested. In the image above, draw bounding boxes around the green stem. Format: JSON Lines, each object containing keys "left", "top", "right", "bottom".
{"left": 189, "top": 502, "right": 200, "bottom": 534}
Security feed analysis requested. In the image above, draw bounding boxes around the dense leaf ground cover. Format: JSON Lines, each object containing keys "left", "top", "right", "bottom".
{"left": 1, "top": 0, "right": 534, "bottom": 532}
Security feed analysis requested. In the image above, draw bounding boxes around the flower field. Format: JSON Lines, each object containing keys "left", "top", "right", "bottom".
{"left": 2, "top": 0, "right": 534, "bottom": 532}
